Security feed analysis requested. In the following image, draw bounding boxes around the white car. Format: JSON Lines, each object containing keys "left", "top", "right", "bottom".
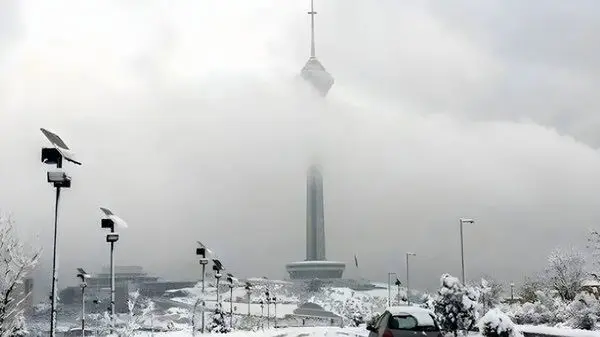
{"left": 366, "top": 306, "right": 442, "bottom": 337}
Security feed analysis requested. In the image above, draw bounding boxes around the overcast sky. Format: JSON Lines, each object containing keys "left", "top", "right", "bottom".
{"left": 1, "top": 0, "right": 600, "bottom": 299}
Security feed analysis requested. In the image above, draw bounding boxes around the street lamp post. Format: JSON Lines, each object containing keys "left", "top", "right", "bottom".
{"left": 226, "top": 274, "right": 235, "bottom": 328}
{"left": 394, "top": 278, "right": 402, "bottom": 306}
{"left": 387, "top": 272, "right": 398, "bottom": 307}
{"left": 265, "top": 290, "right": 270, "bottom": 329}
{"left": 212, "top": 259, "right": 224, "bottom": 304}
{"left": 245, "top": 282, "right": 252, "bottom": 316}
{"left": 459, "top": 218, "right": 474, "bottom": 284}
{"left": 405, "top": 253, "right": 416, "bottom": 305}
{"left": 259, "top": 300, "right": 264, "bottom": 330}
{"left": 195, "top": 242, "right": 210, "bottom": 334}
{"left": 100, "top": 207, "right": 128, "bottom": 332}
{"left": 76, "top": 268, "right": 90, "bottom": 337}
{"left": 272, "top": 296, "right": 277, "bottom": 328}
{"left": 510, "top": 283, "right": 515, "bottom": 302}
{"left": 40, "top": 128, "right": 81, "bottom": 337}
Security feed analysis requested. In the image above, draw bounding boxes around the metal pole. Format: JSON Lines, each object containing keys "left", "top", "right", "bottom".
{"left": 50, "top": 186, "right": 61, "bottom": 337}
{"left": 216, "top": 277, "right": 220, "bottom": 304}
{"left": 201, "top": 263, "right": 206, "bottom": 334}
{"left": 229, "top": 286, "right": 233, "bottom": 328}
{"left": 274, "top": 300, "right": 277, "bottom": 328}
{"left": 192, "top": 300, "right": 197, "bottom": 337}
{"left": 406, "top": 254, "right": 410, "bottom": 306}
{"left": 260, "top": 303, "right": 264, "bottom": 330}
{"left": 397, "top": 285, "right": 400, "bottom": 306}
{"left": 201, "top": 301, "right": 205, "bottom": 334}
{"left": 387, "top": 273, "right": 391, "bottom": 307}
{"left": 81, "top": 285, "right": 85, "bottom": 337}
{"left": 266, "top": 298, "right": 270, "bottom": 329}
{"left": 247, "top": 290, "right": 251, "bottom": 316}
{"left": 510, "top": 283, "right": 514, "bottom": 302}
{"left": 110, "top": 237, "right": 115, "bottom": 332}
{"left": 201, "top": 264, "right": 205, "bottom": 293}
{"left": 460, "top": 219, "right": 465, "bottom": 284}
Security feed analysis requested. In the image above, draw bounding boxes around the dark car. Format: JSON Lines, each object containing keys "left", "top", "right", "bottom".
{"left": 366, "top": 306, "right": 442, "bottom": 337}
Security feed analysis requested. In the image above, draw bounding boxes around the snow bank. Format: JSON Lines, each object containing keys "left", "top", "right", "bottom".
{"left": 519, "top": 325, "right": 600, "bottom": 337}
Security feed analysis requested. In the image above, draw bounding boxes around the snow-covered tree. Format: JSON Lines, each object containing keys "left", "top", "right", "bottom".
{"left": 519, "top": 276, "right": 544, "bottom": 303}
{"left": 419, "top": 293, "right": 436, "bottom": 311}
{"left": 477, "top": 278, "right": 504, "bottom": 315}
{"left": 479, "top": 308, "right": 522, "bottom": 337}
{"left": 208, "top": 304, "right": 231, "bottom": 333}
{"left": 0, "top": 214, "right": 40, "bottom": 337}
{"left": 433, "top": 274, "right": 478, "bottom": 337}
{"left": 102, "top": 290, "right": 155, "bottom": 337}
{"left": 543, "top": 248, "right": 586, "bottom": 302}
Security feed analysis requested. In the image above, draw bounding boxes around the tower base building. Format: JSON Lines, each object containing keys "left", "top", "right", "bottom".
{"left": 286, "top": 261, "right": 345, "bottom": 280}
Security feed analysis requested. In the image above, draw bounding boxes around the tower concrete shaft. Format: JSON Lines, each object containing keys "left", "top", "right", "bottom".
{"left": 306, "top": 166, "right": 326, "bottom": 261}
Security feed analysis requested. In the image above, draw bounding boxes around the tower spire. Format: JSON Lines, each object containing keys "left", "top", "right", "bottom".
{"left": 308, "top": 0, "right": 316, "bottom": 58}
{"left": 300, "top": 0, "right": 334, "bottom": 96}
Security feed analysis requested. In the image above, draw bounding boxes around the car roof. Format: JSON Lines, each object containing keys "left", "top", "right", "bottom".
{"left": 386, "top": 305, "right": 434, "bottom": 316}
{"left": 386, "top": 306, "right": 437, "bottom": 326}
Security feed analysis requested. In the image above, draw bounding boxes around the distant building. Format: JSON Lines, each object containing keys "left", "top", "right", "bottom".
{"left": 59, "top": 266, "right": 194, "bottom": 313}
{"left": 292, "top": 302, "right": 343, "bottom": 326}
{"left": 581, "top": 279, "right": 600, "bottom": 297}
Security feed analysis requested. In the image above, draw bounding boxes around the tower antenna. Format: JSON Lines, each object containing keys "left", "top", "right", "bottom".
{"left": 308, "top": 0, "right": 317, "bottom": 58}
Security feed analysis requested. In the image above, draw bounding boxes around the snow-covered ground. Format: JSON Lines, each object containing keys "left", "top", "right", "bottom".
{"left": 134, "top": 327, "right": 368, "bottom": 337}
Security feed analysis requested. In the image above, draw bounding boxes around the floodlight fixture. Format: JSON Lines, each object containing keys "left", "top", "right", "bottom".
{"left": 106, "top": 233, "right": 119, "bottom": 243}
{"left": 47, "top": 171, "right": 71, "bottom": 188}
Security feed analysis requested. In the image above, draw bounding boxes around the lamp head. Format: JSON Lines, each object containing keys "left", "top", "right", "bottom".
{"left": 40, "top": 128, "right": 81, "bottom": 165}
{"left": 100, "top": 207, "right": 128, "bottom": 229}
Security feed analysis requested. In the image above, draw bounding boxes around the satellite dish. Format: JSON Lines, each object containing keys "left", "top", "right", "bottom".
{"left": 40, "top": 128, "right": 82, "bottom": 165}
{"left": 99, "top": 207, "right": 128, "bottom": 228}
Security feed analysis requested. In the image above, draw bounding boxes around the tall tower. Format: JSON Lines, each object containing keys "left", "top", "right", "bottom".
{"left": 303, "top": 0, "right": 331, "bottom": 262}
{"left": 286, "top": 0, "right": 345, "bottom": 280}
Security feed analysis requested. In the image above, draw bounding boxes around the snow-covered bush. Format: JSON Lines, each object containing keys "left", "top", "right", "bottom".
{"left": 433, "top": 274, "right": 478, "bottom": 336}
{"left": 566, "top": 292, "right": 599, "bottom": 330}
{"left": 479, "top": 308, "right": 522, "bottom": 337}
{"left": 0, "top": 214, "right": 40, "bottom": 337}
{"left": 506, "top": 289, "right": 569, "bottom": 326}
{"left": 208, "top": 305, "right": 231, "bottom": 333}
